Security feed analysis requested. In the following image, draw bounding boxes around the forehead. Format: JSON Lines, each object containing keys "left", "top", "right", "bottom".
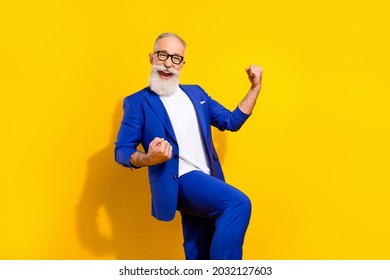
{"left": 154, "top": 37, "right": 185, "bottom": 55}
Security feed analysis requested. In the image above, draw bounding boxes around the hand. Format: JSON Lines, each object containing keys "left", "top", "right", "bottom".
{"left": 146, "top": 137, "right": 172, "bottom": 165}
{"left": 246, "top": 65, "right": 263, "bottom": 91}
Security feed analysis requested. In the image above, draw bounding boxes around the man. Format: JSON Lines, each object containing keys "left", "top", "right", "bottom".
{"left": 115, "top": 32, "right": 263, "bottom": 260}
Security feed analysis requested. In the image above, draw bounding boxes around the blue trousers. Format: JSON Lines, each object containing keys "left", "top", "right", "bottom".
{"left": 177, "top": 171, "right": 252, "bottom": 260}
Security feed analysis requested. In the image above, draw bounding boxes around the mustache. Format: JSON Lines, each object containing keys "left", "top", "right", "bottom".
{"left": 152, "top": 64, "right": 179, "bottom": 75}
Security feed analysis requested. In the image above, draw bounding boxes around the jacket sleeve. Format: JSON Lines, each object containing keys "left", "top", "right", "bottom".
{"left": 206, "top": 92, "right": 251, "bottom": 132}
{"left": 114, "top": 97, "right": 143, "bottom": 168}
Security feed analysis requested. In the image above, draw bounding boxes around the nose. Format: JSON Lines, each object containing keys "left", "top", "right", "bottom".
{"left": 164, "top": 58, "right": 173, "bottom": 68}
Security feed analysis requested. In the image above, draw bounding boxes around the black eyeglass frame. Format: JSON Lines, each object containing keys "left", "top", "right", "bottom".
{"left": 153, "top": 51, "right": 184, "bottom": 65}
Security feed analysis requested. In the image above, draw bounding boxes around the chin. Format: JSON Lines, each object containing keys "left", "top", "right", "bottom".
{"left": 149, "top": 74, "right": 179, "bottom": 97}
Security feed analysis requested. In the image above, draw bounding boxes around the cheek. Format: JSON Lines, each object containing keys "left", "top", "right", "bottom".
{"left": 153, "top": 60, "right": 165, "bottom": 66}
{"left": 174, "top": 64, "right": 184, "bottom": 72}
{"left": 150, "top": 55, "right": 162, "bottom": 66}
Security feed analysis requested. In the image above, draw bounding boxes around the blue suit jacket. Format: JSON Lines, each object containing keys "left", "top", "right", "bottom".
{"left": 115, "top": 85, "right": 250, "bottom": 221}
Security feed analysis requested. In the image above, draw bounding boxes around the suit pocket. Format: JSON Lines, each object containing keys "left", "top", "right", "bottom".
{"left": 148, "top": 165, "right": 161, "bottom": 183}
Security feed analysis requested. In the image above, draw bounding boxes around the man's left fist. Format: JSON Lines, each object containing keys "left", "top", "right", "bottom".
{"left": 246, "top": 65, "right": 263, "bottom": 90}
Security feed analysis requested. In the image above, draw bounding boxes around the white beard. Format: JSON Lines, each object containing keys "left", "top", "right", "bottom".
{"left": 148, "top": 64, "right": 180, "bottom": 96}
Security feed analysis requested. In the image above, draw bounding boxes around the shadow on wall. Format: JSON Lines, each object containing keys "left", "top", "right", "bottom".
{"left": 76, "top": 98, "right": 228, "bottom": 260}
{"left": 76, "top": 100, "right": 185, "bottom": 259}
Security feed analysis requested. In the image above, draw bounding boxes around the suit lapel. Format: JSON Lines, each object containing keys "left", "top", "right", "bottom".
{"left": 180, "top": 85, "right": 210, "bottom": 143}
{"left": 142, "top": 88, "right": 177, "bottom": 144}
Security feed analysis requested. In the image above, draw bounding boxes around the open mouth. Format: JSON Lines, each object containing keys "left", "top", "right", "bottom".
{"left": 158, "top": 70, "right": 173, "bottom": 79}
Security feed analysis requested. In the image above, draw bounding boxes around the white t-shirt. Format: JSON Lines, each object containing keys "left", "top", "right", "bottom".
{"left": 160, "top": 87, "right": 211, "bottom": 177}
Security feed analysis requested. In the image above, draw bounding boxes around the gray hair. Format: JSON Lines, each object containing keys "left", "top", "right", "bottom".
{"left": 154, "top": 32, "right": 187, "bottom": 49}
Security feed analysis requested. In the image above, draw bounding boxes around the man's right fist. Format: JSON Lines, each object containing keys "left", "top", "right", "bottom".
{"left": 147, "top": 137, "right": 173, "bottom": 165}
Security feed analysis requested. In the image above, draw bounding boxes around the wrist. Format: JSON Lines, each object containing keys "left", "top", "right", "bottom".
{"left": 142, "top": 152, "right": 153, "bottom": 166}
{"left": 250, "top": 85, "right": 261, "bottom": 93}
{"left": 130, "top": 151, "right": 151, "bottom": 167}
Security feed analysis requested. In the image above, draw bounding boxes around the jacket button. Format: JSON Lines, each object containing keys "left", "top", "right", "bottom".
{"left": 174, "top": 154, "right": 179, "bottom": 159}
{"left": 173, "top": 174, "right": 178, "bottom": 179}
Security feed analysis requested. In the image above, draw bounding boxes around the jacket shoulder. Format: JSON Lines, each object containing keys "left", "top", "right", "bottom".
{"left": 123, "top": 87, "right": 150, "bottom": 103}
{"left": 180, "top": 84, "right": 204, "bottom": 92}
{"left": 180, "top": 84, "right": 208, "bottom": 98}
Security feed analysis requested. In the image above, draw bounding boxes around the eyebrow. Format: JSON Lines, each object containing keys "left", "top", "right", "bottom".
{"left": 157, "top": 49, "right": 183, "bottom": 56}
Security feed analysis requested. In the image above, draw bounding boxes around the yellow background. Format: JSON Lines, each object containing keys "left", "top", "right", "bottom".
{"left": 1, "top": 0, "right": 389, "bottom": 259}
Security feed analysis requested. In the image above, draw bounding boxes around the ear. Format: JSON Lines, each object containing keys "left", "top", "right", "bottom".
{"left": 149, "top": 53, "right": 153, "bottom": 64}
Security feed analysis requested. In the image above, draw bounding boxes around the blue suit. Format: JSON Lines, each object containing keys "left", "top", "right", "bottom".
{"left": 115, "top": 85, "right": 252, "bottom": 259}
{"left": 115, "top": 85, "right": 250, "bottom": 221}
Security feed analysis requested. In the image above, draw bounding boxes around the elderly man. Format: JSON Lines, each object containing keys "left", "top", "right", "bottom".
{"left": 115, "top": 32, "right": 263, "bottom": 259}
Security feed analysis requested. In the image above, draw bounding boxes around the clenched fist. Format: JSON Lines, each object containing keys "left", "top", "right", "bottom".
{"left": 146, "top": 137, "right": 173, "bottom": 165}
{"left": 246, "top": 65, "right": 263, "bottom": 90}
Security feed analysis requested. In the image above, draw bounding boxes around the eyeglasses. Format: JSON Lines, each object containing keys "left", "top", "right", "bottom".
{"left": 154, "top": 51, "right": 184, "bottom": 65}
